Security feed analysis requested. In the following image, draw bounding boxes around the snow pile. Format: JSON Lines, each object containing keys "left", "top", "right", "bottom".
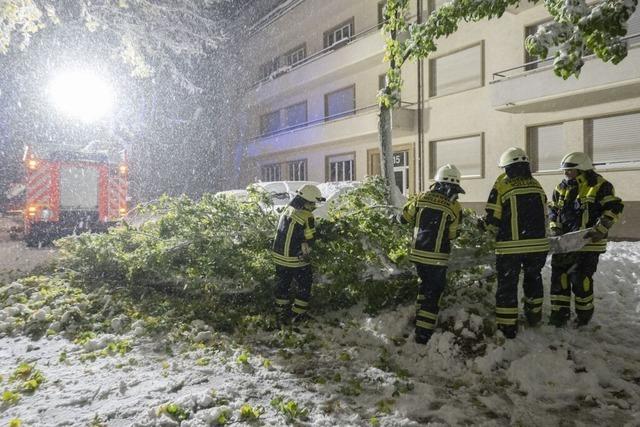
{"left": 0, "top": 242, "right": 639, "bottom": 425}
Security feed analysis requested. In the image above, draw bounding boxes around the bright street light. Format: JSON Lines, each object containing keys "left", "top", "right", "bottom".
{"left": 48, "top": 70, "right": 115, "bottom": 122}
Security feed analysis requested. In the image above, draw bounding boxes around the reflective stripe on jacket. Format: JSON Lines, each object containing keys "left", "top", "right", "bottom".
{"left": 402, "top": 190, "right": 461, "bottom": 266}
{"left": 272, "top": 205, "right": 315, "bottom": 267}
{"left": 549, "top": 172, "right": 623, "bottom": 253}
{"left": 485, "top": 173, "right": 549, "bottom": 255}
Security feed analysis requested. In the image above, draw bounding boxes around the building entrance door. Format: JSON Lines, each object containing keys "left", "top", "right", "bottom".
{"left": 393, "top": 151, "right": 409, "bottom": 196}
{"left": 368, "top": 148, "right": 412, "bottom": 195}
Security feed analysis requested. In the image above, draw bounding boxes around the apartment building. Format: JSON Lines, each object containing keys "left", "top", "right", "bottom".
{"left": 240, "top": 0, "right": 640, "bottom": 238}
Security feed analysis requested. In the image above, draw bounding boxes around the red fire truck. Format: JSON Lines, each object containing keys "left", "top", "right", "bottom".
{"left": 21, "top": 144, "right": 129, "bottom": 246}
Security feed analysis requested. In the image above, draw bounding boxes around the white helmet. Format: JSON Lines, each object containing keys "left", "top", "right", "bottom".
{"left": 498, "top": 147, "right": 529, "bottom": 167}
{"left": 434, "top": 164, "right": 465, "bottom": 193}
{"left": 296, "top": 184, "right": 326, "bottom": 202}
{"left": 560, "top": 152, "right": 593, "bottom": 171}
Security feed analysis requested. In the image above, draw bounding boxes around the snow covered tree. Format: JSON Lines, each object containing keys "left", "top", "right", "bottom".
{"left": 378, "top": 0, "right": 638, "bottom": 204}
{"left": 0, "top": 0, "right": 239, "bottom": 92}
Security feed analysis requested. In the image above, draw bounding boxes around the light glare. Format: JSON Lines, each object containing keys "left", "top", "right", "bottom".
{"left": 49, "top": 70, "right": 114, "bottom": 122}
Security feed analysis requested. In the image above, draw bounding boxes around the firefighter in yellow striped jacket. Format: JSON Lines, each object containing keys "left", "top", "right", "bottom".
{"left": 401, "top": 164, "right": 464, "bottom": 344}
{"left": 272, "top": 184, "right": 326, "bottom": 325}
{"left": 483, "top": 147, "right": 549, "bottom": 339}
{"left": 548, "top": 152, "right": 623, "bottom": 327}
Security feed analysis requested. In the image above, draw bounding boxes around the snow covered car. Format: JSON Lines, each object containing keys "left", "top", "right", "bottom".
{"left": 215, "top": 181, "right": 321, "bottom": 209}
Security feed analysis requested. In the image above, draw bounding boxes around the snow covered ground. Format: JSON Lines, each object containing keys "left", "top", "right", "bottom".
{"left": 1, "top": 242, "right": 639, "bottom": 426}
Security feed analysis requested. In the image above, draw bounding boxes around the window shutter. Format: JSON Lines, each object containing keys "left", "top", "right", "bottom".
{"left": 430, "top": 135, "right": 483, "bottom": 177}
{"left": 528, "top": 124, "right": 565, "bottom": 172}
{"left": 591, "top": 112, "right": 640, "bottom": 167}
{"left": 430, "top": 44, "right": 482, "bottom": 97}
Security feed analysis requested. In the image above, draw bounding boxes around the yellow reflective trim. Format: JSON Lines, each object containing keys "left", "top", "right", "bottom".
{"left": 418, "top": 310, "right": 438, "bottom": 320}
{"left": 510, "top": 195, "right": 518, "bottom": 240}
{"left": 575, "top": 295, "right": 593, "bottom": 303}
{"left": 495, "top": 307, "right": 519, "bottom": 314}
{"left": 496, "top": 318, "right": 517, "bottom": 325}
{"left": 275, "top": 299, "right": 290, "bottom": 306}
{"left": 583, "top": 277, "right": 591, "bottom": 292}
{"left": 561, "top": 274, "right": 568, "bottom": 290}
{"left": 294, "top": 299, "right": 309, "bottom": 307}
{"left": 525, "top": 297, "right": 544, "bottom": 305}
{"left": 495, "top": 238, "right": 549, "bottom": 247}
{"left": 416, "top": 320, "right": 435, "bottom": 329}
{"left": 529, "top": 307, "right": 542, "bottom": 313}
{"left": 291, "top": 306, "right": 307, "bottom": 314}
{"left": 435, "top": 211, "right": 447, "bottom": 253}
{"left": 551, "top": 294, "right": 571, "bottom": 302}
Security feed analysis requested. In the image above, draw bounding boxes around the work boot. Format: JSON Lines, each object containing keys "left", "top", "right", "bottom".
{"left": 291, "top": 312, "right": 312, "bottom": 325}
{"left": 276, "top": 309, "right": 292, "bottom": 327}
{"left": 525, "top": 311, "right": 542, "bottom": 327}
{"left": 549, "top": 311, "right": 569, "bottom": 328}
{"left": 498, "top": 325, "right": 517, "bottom": 339}
{"left": 574, "top": 312, "right": 593, "bottom": 327}
{"left": 414, "top": 330, "right": 432, "bottom": 345}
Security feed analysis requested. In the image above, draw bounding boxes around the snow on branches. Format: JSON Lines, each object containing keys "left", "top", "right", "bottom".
{"left": 1, "top": 0, "right": 230, "bottom": 92}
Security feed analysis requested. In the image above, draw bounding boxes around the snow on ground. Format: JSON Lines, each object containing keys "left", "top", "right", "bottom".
{"left": 1, "top": 242, "right": 639, "bottom": 426}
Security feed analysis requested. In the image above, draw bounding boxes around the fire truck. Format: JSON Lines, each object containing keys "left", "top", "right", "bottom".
{"left": 21, "top": 144, "right": 129, "bottom": 246}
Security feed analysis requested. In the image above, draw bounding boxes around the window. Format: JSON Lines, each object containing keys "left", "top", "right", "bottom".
{"left": 427, "top": 0, "right": 452, "bottom": 14}
{"left": 261, "top": 163, "right": 281, "bottom": 181}
{"left": 378, "top": 1, "right": 386, "bottom": 28}
{"left": 524, "top": 21, "right": 560, "bottom": 70}
{"left": 628, "top": 7, "right": 640, "bottom": 43}
{"left": 260, "top": 111, "right": 280, "bottom": 136}
{"left": 285, "top": 44, "right": 306, "bottom": 66}
{"left": 429, "top": 43, "right": 483, "bottom": 97}
{"left": 284, "top": 102, "right": 307, "bottom": 129}
{"left": 288, "top": 160, "right": 307, "bottom": 181}
{"left": 327, "top": 153, "right": 355, "bottom": 182}
{"left": 259, "top": 58, "right": 280, "bottom": 79}
{"left": 324, "top": 18, "right": 354, "bottom": 48}
{"left": 378, "top": 73, "right": 387, "bottom": 91}
{"left": 527, "top": 123, "right": 565, "bottom": 172}
{"left": 429, "top": 134, "right": 483, "bottom": 178}
{"left": 325, "top": 85, "right": 355, "bottom": 121}
{"left": 586, "top": 111, "right": 640, "bottom": 169}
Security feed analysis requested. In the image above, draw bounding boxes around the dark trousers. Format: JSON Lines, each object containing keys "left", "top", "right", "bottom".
{"left": 414, "top": 263, "right": 447, "bottom": 338}
{"left": 495, "top": 253, "right": 547, "bottom": 332}
{"left": 550, "top": 252, "right": 600, "bottom": 325}
{"left": 274, "top": 264, "right": 313, "bottom": 316}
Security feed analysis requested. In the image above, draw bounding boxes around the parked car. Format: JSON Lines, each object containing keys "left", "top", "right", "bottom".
{"left": 215, "top": 181, "right": 321, "bottom": 209}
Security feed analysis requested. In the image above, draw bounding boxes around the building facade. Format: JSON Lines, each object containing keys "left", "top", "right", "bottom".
{"left": 240, "top": 0, "right": 640, "bottom": 238}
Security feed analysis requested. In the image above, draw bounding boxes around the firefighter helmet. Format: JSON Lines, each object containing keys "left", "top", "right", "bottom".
{"left": 498, "top": 147, "right": 529, "bottom": 167}
{"left": 296, "top": 184, "right": 326, "bottom": 202}
{"left": 434, "top": 164, "right": 465, "bottom": 193}
{"left": 560, "top": 152, "right": 593, "bottom": 171}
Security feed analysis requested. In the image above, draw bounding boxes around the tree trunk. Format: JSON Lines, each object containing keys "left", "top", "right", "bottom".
{"left": 378, "top": 103, "right": 403, "bottom": 208}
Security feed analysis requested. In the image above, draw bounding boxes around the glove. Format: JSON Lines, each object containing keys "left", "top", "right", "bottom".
{"left": 300, "top": 242, "right": 311, "bottom": 257}
{"left": 477, "top": 217, "right": 487, "bottom": 232}
{"left": 550, "top": 227, "right": 562, "bottom": 237}
{"left": 584, "top": 226, "right": 607, "bottom": 243}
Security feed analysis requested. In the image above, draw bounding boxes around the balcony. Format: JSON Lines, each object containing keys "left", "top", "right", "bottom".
{"left": 246, "top": 104, "right": 416, "bottom": 158}
{"left": 505, "top": 0, "right": 538, "bottom": 15}
{"left": 490, "top": 35, "right": 640, "bottom": 113}
{"left": 247, "top": 25, "right": 385, "bottom": 106}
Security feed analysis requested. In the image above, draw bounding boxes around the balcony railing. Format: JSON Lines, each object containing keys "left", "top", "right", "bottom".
{"left": 252, "top": 22, "right": 384, "bottom": 88}
{"left": 492, "top": 33, "right": 640, "bottom": 81}
{"left": 250, "top": 101, "right": 417, "bottom": 142}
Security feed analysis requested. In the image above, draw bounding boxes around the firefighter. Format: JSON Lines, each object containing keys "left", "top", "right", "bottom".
{"left": 401, "top": 164, "right": 464, "bottom": 344}
{"left": 272, "top": 183, "right": 326, "bottom": 325}
{"left": 483, "top": 147, "right": 549, "bottom": 339}
{"left": 548, "top": 152, "right": 623, "bottom": 327}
